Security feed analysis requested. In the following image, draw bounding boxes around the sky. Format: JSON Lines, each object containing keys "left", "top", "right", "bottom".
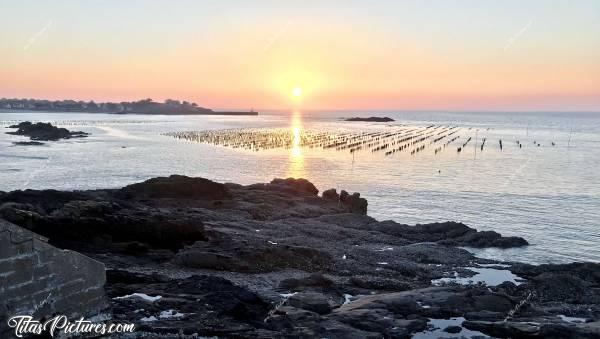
{"left": 1, "top": 0, "right": 599, "bottom": 111}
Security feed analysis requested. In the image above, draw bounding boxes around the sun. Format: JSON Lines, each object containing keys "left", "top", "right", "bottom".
{"left": 292, "top": 86, "right": 302, "bottom": 98}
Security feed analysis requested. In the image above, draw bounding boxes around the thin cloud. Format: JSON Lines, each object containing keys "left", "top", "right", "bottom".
{"left": 504, "top": 20, "right": 532, "bottom": 51}
{"left": 23, "top": 20, "right": 53, "bottom": 51}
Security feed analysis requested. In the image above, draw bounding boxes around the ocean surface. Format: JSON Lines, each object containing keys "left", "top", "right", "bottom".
{"left": 1, "top": 110, "right": 599, "bottom": 265}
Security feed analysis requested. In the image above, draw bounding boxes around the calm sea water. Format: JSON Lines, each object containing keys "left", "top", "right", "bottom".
{"left": 1, "top": 111, "right": 599, "bottom": 264}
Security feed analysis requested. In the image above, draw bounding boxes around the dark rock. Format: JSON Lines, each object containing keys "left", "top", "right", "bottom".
{"left": 269, "top": 177, "right": 319, "bottom": 195}
{"left": 322, "top": 188, "right": 340, "bottom": 201}
{"left": 319, "top": 319, "right": 383, "bottom": 339}
{"left": 372, "top": 220, "right": 528, "bottom": 248}
{"left": 121, "top": 175, "right": 230, "bottom": 200}
{"left": 0, "top": 196, "right": 206, "bottom": 250}
{"left": 328, "top": 307, "right": 427, "bottom": 335}
{"left": 532, "top": 273, "right": 591, "bottom": 303}
{"left": 12, "top": 141, "right": 45, "bottom": 146}
{"left": 176, "top": 242, "right": 333, "bottom": 273}
{"left": 109, "top": 274, "right": 271, "bottom": 336}
{"left": 393, "top": 243, "right": 475, "bottom": 265}
{"left": 463, "top": 320, "right": 541, "bottom": 337}
{"left": 444, "top": 325, "right": 462, "bottom": 333}
{"left": 349, "top": 276, "right": 412, "bottom": 291}
{"left": 340, "top": 190, "right": 368, "bottom": 214}
{"left": 286, "top": 292, "right": 340, "bottom": 314}
{"left": 265, "top": 306, "right": 321, "bottom": 333}
{"left": 6, "top": 121, "right": 88, "bottom": 141}
{"left": 4, "top": 175, "right": 595, "bottom": 338}
{"left": 280, "top": 274, "right": 335, "bottom": 291}
{"left": 344, "top": 117, "right": 395, "bottom": 122}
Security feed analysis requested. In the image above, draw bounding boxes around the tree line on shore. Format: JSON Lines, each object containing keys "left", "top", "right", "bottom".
{"left": 0, "top": 98, "right": 213, "bottom": 115}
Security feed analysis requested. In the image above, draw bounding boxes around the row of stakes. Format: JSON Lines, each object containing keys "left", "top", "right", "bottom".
{"left": 164, "top": 125, "right": 555, "bottom": 157}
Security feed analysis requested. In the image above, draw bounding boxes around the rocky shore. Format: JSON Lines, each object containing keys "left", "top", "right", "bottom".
{"left": 1, "top": 175, "right": 599, "bottom": 338}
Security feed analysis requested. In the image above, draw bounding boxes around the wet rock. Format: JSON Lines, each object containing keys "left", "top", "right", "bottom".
{"left": 5, "top": 175, "right": 595, "bottom": 338}
{"left": 109, "top": 274, "right": 271, "bottom": 336}
{"left": 463, "top": 320, "right": 541, "bottom": 337}
{"left": 0, "top": 197, "right": 206, "bottom": 250}
{"left": 6, "top": 121, "right": 88, "bottom": 141}
{"left": 328, "top": 307, "right": 427, "bottom": 335}
{"left": 532, "top": 273, "right": 592, "bottom": 303}
{"left": 318, "top": 319, "right": 383, "bottom": 339}
{"left": 393, "top": 243, "right": 475, "bottom": 265}
{"left": 371, "top": 220, "right": 528, "bottom": 248}
{"left": 441, "top": 230, "right": 529, "bottom": 248}
{"left": 464, "top": 310, "right": 506, "bottom": 321}
{"left": 176, "top": 241, "right": 333, "bottom": 273}
{"left": 344, "top": 117, "right": 395, "bottom": 122}
{"left": 337, "top": 286, "right": 515, "bottom": 320}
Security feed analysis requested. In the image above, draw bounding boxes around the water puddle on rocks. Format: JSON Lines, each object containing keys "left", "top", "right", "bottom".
{"left": 476, "top": 263, "right": 511, "bottom": 268}
{"left": 559, "top": 315, "right": 587, "bottom": 323}
{"left": 432, "top": 267, "right": 524, "bottom": 286}
{"left": 412, "top": 317, "right": 490, "bottom": 339}
{"left": 113, "top": 293, "right": 163, "bottom": 302}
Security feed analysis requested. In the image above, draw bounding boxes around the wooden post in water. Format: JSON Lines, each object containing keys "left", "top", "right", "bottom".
{"left": 474, "top": 129, "right": 478, "bottom": 159}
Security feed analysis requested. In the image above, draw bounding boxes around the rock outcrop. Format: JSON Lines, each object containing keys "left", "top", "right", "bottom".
{"left": 6, "top": 121, "right": 89, "bottom": 141}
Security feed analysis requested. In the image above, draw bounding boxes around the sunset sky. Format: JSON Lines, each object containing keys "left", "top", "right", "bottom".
{"left": 1, "top": 0, "right": 599, "bottom": 111}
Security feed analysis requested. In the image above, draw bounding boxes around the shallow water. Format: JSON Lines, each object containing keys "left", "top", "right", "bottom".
{"left": 1, "top": 110, "right": 599, "bottom": 264}
{"left": 431, "top": 268, "right": 524, "bottom": 286}
{"left": 412, "top": 317, "right": 488, "bottom": 339}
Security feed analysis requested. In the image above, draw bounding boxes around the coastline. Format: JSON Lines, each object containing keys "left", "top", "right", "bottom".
{"left": 0, "top": 109, "right": 259, "bottom": 116}
{"left": 1, "top": 175, "right": 599, "bottom": 338}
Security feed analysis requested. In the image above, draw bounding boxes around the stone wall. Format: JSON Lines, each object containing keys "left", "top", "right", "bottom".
{"left": 0, "top": 219, "right": 110, "bottom": 337}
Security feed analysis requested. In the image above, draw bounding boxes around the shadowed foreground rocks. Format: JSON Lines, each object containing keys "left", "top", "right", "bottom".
{"left": 1, "top": 175, "right": 599, "bottom": 338}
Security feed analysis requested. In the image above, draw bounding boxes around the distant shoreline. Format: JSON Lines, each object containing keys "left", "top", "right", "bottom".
{"left": 0, "top": 98, "right": 258, "bottom": 116}
{"left": 0, "top": 109, "right": 259, "bottom": 116}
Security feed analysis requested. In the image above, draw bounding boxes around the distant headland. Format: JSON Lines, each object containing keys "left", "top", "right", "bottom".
{"left": 0, "top": 98, "right": 258, "bottom": 116}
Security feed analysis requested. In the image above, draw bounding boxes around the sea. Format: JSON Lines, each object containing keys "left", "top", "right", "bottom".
{"left": 1, "top": 110, "right": 599, "bottom": 265}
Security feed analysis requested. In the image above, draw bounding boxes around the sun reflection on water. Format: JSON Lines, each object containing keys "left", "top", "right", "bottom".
{"left": 287, "top": 111, "right": 305, "bottom": 178}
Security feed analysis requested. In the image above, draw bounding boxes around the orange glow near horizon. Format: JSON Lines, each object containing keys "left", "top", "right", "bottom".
{"left": 1, "top": 2, "right": 599, "bottom": 111}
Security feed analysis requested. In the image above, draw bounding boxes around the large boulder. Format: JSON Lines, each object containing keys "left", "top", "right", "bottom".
{"left": 269, "top": 178, "right": 319, "bottom": 196}
{"left": 339, "top": 190, "right": 368, "bottom": 214}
